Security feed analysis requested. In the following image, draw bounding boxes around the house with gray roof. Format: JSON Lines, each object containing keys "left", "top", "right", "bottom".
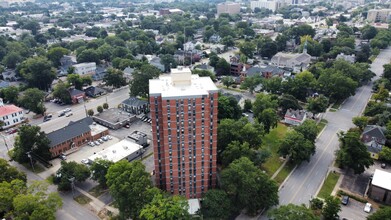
{"left": 84, "top": 86, "right": 106, "bottom": 98}
{"left": 284, "top": 109, "right": 307, "bottom": 126}
{"left": 46, "top": 117, "right": 108, "bottom": 158}
{"left": 362, "top": 125, "right": 387, "bottom": 145}
{"left": 121, "top": 97, "right": 149, "bottom": 115}
{"left": 271, "top": 51, "right": 311, "bottom": 73}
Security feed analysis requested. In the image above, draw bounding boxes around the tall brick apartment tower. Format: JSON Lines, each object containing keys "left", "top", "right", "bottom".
{"left": 149, "top": 67, "right": 218, "bottom": 199}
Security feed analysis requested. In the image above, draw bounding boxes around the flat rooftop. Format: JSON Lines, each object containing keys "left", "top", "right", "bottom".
{"left": 89, "top": 123, "right": 108, "bottom": 136}
{"left": 128, "top": 130, "right": 147, "bottom": 140}
{"left": 372, "top": 169, "right": 391, "bottom": 191}
{"left": 88, "top": 139, "right": 142, "bottom": 163}
{"left": 149, "top": 67, "right": 218, "bottom": 99}
{"left": 93, "top": 108, "right": 134, "bottom": 124}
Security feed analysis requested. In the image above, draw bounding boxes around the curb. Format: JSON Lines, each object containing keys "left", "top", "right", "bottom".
{"left": 278, "top": 164, "right": 297, "bottom": 191}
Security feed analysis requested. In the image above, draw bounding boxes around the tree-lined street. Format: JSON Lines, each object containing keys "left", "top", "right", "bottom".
{"left": 278, "top": 47, "right": 391, "bottom": 206}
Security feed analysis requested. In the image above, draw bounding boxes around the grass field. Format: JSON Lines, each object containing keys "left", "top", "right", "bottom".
{"left": 274, "top": 162, "right": 296, "bottom": 185}
{"left": 261, "top": 123, "right": 289, "bottom": 176}
{"left": 317, "top": 172, "right": 341, "bottom": 199}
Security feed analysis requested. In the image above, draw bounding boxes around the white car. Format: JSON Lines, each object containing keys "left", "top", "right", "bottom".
{"left": 81, "top": 159, "right": 89, "bottom": 164}
{"left": 364, "top": 203, "right": 372, "bottom": 213}
{"left": 64, "top": 108, "right": 72, "bottom": 112}
{"left": 88, "top": 142, "right": 95, "bottom": 147}
{"left": 65, "top": 112, "right": 73, "bottom": 117}
{"left": 107, "top": 135, "right": 112, "bottom": 140}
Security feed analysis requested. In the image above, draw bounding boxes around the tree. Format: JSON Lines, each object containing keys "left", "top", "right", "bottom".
{"left": 130, "top": 64, "right": 161, "bottom": 98}
{"left": 322, "top": 196, "right": 341, "bottom": 220}
{"left": 307, "top": 95, "right": 329, "bottom": 114}
{"left": 317, "top": 71, "right": 357, "bottom": 102}
{"left": 200, "top": 189, "right": 233, "bottom": 219}
{"left": 89, "top": 159, "right": 113, "bottom": 187}
{"left": 67, "top": 74, "right": 83, "bottom": 90}
{"left": 18, "top": 56, "right": 56, "bottom": 91}
{"left": 252, "top": 93, "right": 278, "bottom": 121}
{"left": 352, "top": 116, "right": 369, "bottom": 131}
{"left": 103, "top": 103, "right": 109, "bottom": 109}
{"left": 97, "top": 106, "right": 103, "bottom": 113}
{"left": 55, "top": 161, "right": 90, "bottom": 191}
{"left": 47, "top": 47, "right": 69, "bottom": 67}
{"left": 373, "top": 85, "right": 389, "bottom": 102}
{"left": 379, "top": 147, "right": 391, "bottom": 164}
{"left": 361, "top": 25, "right": 378, "bottom": 40}
{"left": 221, "top": 157, "right": 278, "bottom": 215}
{"left": 367, "top": 207, "right": 391, "bottom": 220}
{"left": 279, "top": 130, "right": 316, "bottom": 164}
{"left": 221, "top": 76, "right": 234, "bottom": 88}
{"left": 18, "top": 88, "right": 45, "bottom": 114}
{"left": 240, "top": 75, "right": 262, "bottom": 93}
{"left": 139, "top": 192, "right": 189, "bottom": 220}
{"left": 243, "top": 99, "right": 253, "bottom": 112}
{"left": 192, "top": 69, "right": 216, "bottom": 81}
{"left": 0, "top": 158, "right": 26, "bottom": 183}
{"left": 268, "top": 204, "right": 318, "bottom": 220}
{"left": 2, "top": 52, "right": 22, "bottom": 69}
{"left": 221, "top": 141, "right": 253, "bottom": 167}
{"left": 215, "top": 58, "right": 231, "bottom": 75}
{"left": 218, "top": 95, "right": 241, "bottom": 120}
{"left": 336, "top": 130, "right": 374, "bottom": 174}
{"left": 221, "top": 36, "right": 235, "bottom": 47}
{"left": 87, "top": 109, "right": 94, "bottom": 116}
{"left": 279, "top": 94, "right": 301, "bottom": 114}
{"left": 294, "top": 120, "right": 318, "bottom": 143}
{"left": 52, "top": 81, "right": 72, "bottom": 104}
{"left": 258, "top": 108, "right": 279, "bottom": 133}
{"left": 106, "top": 160, "right": 152, "bottom": 219}
{"left": 103, "top": 68, "right": 127, "bottom": 88}
{"left": 160, "top": 54, "right": 176, "bottom": 72}
{"left": 263, "top": 77, "right": 282, "bottom": 94}
{"left": 2, "top": 86, "right": 19, "bottom": 104}
{"left": 76, "top": 49, "right": 100, "bottom": 64}
{"left": 239, "top": 41, "right": 256, "bottom": 58}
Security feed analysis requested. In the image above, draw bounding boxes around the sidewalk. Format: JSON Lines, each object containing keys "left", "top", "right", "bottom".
{"left": 75, "top": 186, "right": 119, "bottom": 215}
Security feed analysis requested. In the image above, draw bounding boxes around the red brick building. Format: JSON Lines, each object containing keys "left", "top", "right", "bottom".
{"left": 149, "top": 67, "right": 218, "bottom": 199}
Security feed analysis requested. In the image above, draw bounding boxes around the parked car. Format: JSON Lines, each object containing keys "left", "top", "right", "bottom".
{"left": 381, "top": 163, "right": 386, "bottom": 168}
{"left": 65, "top": 112, "right": 73, "bottom": 117}
{"left": 6, "top": 128, "right": 18, "bottom": 134}
{"left": 81, "top": 159, "right": 89, "bottom": 165}
{"left": 98, "top": 138, "right": 104, "bottom": 143}
{"left": 341, "top": 196, "right": 349, "bottom": 205}
{"left": 94, "top": 141, "right": 100, "bottom": 145}
{"left": 107, "top": 135, "right": 112, "bottom": 140}
{"left": 88, "top": 142, "right": 95, "bottom": 147}
{"left": 125, "top": 124, "right": 130, "bottom": 128}
{"left": 43, "top": 117, "right": 51, "bottom": 122}
{"left": 364, "top": 203, "right": 372, "bottom": 213}
{"left": 64, "top": 108, "right": 71, "bottom": 112}
{"left": 59, "top": 154, "right": 67, "bottom": 160}
{"left": 102, "top": 136, "right": 108, "bottom": 141}
{"left": 58, "top": 112, "right": 65, "bottom": 117}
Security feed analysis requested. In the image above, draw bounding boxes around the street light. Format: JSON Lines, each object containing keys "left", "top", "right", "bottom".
{"left": 27, "top": 151, "right": 35, "bottom": 172}
{"left": 69, "top": 177, "right": 76, "bottom": 198}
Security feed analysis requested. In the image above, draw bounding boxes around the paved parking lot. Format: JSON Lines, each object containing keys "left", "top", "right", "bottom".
{"left": 339, "top": 198, "right": 374, "bottom": 220}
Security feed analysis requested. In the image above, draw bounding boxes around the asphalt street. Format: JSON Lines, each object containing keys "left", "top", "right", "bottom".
{"left": 278, "top": 47, "right": 391, "bottom": 206}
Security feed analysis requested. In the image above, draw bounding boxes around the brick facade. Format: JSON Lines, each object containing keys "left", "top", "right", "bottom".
{"left": 150, "top": 93, "right": 218, "bottom": 199}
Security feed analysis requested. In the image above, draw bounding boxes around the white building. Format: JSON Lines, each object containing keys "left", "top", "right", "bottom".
{"left": 88, "top": 139, "right": 144, "bottom": 163}
{"left": 73, "top": 62, "right": 96, "bottom": 75}
{"left": 217, "top": 2, "right": 241, "bottom": 15}
{"left": 0, "top": 98, "right": 24, "bottom": 129}
{"left": 367, "top": 9, "right": 391, "bottom": 23}
{"left": 250, "top": 0, "right": 282, "bottom": 12}
{"left": 271, "top": 51, "right": 311, "bottom": 72}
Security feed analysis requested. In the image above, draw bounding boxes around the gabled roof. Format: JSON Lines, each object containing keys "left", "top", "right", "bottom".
{"left": 84, "top": 86, "right": 106, "bottom": 96}
{"left": 363, "top": 125, "right": 386, "bottom": 140}
{"left": 47, "top": 117, "right": 93, "bottom": 148}
{"left": 0, "top": 104, "right": 23, "bottom": 117}
{"left": 366, "top": 141, "right": 383, "bottom": 154}
{"left": 285, "top": 109, "right": 306, "bottom": 121}
{"left": 122, "top": 97, "right": 148, "bottom": 107}
{"left": 68, "top": 88, "right": 85, "bottom": 97}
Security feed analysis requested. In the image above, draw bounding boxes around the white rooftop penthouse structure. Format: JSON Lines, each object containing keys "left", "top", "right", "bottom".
{"left": 88, "top": 139, "right": 143, "bottom": 163}
{"left": 149, "top": 66, "right": 218, "bottom": 99}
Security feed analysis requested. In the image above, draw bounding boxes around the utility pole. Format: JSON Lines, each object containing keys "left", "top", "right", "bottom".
{"left": 2, "top": 135, "right": 9, "bottom": 152}
{"left": 84, "top": 103, "right": 88, "bottom": 117}
{"left": 27, "top": 151, "right": 35, "bottom": 172}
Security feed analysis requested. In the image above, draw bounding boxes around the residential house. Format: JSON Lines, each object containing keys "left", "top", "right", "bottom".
{"left": 369, "top": 169, "right": 391, "bottom": 205}
{"left": 121, "top": 97, "right": 150, "bottom": 115}
{"left": 174, "top": 50, "right": 201, "bottom": 65}
{"left": 150, "top": 57, "right": 165, "bottom": 72}
{"left": 271, "top": 51, "right": 311, "bottom": 72}
{"left": 123, "top": 67, "right": 135, "bottom": 81}
{"left": 92, "top": 66, "right": 107, "bottom": 81}
{"left": 336, "top": 53, "right": 356, "bottom": 63}
{"left": 241, "top": 65, "right": 289, "bottom": 80}
{"left": 194, "top": 63, "right": 215, "bottom": 73}
{"left": 362, "top": 125, "right": 386, "bottom": 145}
{"left": 68, "top": 88, "right": 86, "bottom": 104}
{"left": 2, "top": 69, "right": 16, "bottom": 81}
{"left": 73, "top": 62, "right": 96, "bottom": 75}
{"left": 46, "top": 117, "right": 108, "bottom": 157}
{"left": 183, "top": 41, "right": 202, "bottom": 51}
{"left": 0, "top": 98, "right": 24, "bottom": 129}
{"left": 284, "top": 109, "right": 307, "bottom": 126}
{"left": 209, "top": 34, "right": 221, "bottom": 43}
{"left": 84, "top": 86, "right": 106, "bottom": 98}
{"left": 230, "top": 55, "right": 243, "bottom": 76}
{"left": 58, "top": 55, "right": 77, "bottom": 76}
